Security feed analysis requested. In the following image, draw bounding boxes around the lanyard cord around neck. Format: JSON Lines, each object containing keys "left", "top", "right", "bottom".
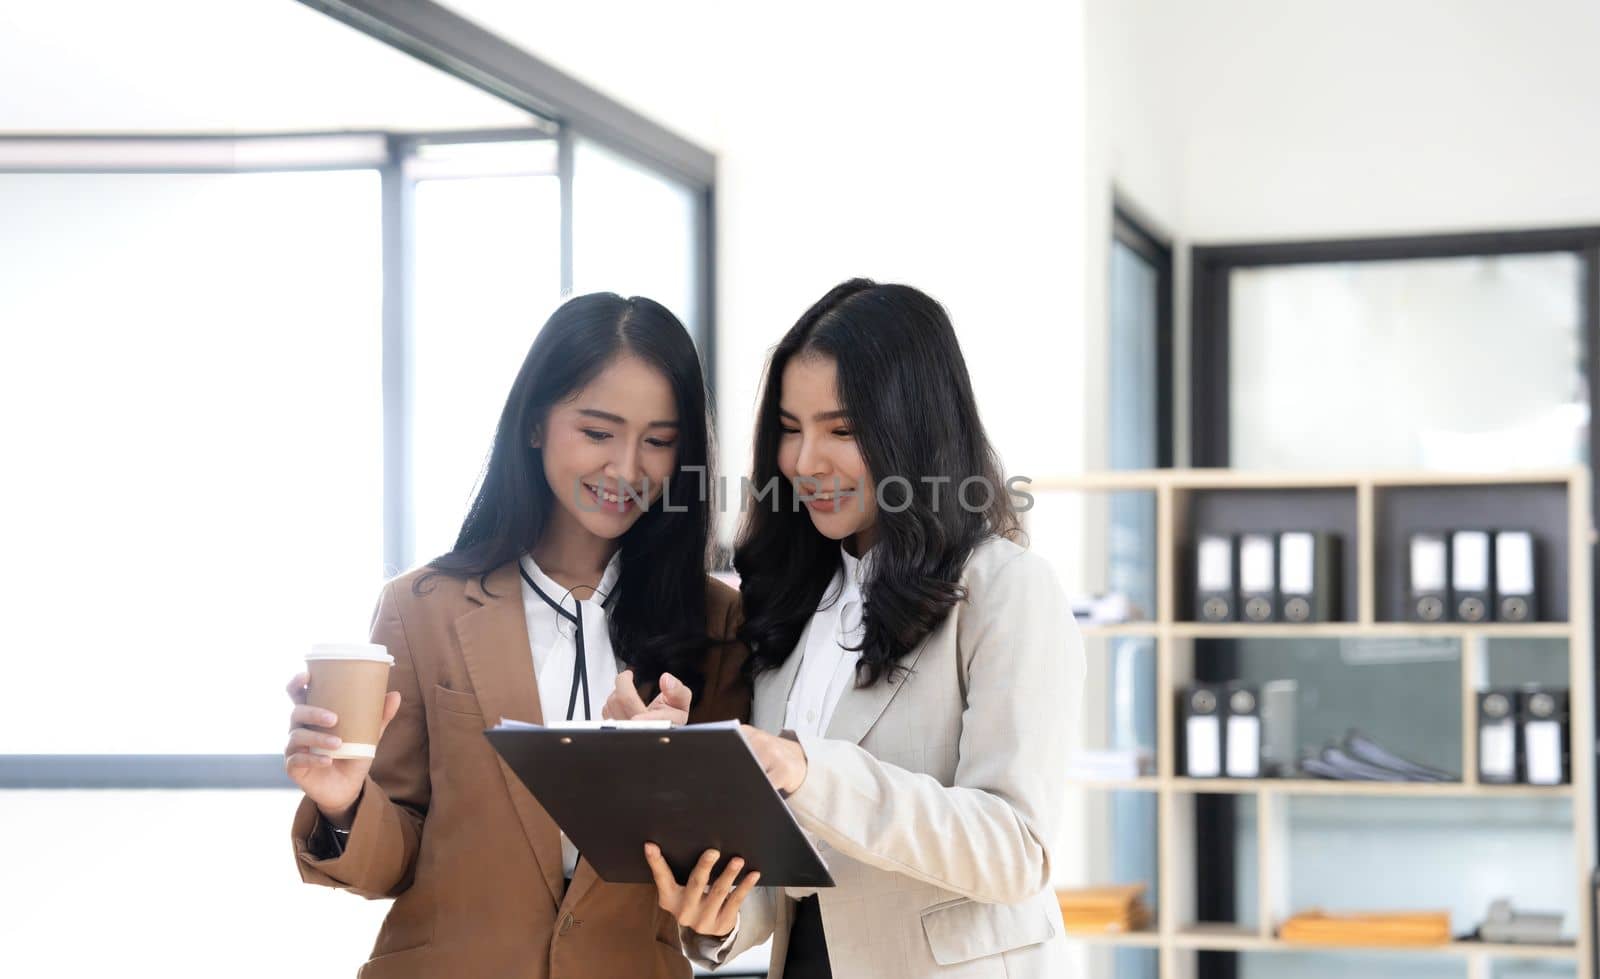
{"left": 519, "top": 563, "right": 617, "bottom": 721}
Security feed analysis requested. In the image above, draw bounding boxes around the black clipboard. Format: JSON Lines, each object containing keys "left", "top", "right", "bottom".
{"left": 484, "top": 719, "right": 834, "bottom": 887}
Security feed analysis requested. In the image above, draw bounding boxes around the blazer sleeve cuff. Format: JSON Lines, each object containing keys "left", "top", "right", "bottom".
{"left": 680, "top": 914, "right": 741, "bottom": 968}
{"left": 290, "top": 776, "right": 390, "bottom": 890}
{"left": 784, "top": 733, "right": 852, "bottom": 831}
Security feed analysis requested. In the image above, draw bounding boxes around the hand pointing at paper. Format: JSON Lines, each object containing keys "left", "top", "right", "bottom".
{"left": 602, "top": 669, "right": 693, "bottom": 725}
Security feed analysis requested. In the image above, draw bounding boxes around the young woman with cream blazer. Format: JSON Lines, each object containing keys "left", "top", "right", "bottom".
{"left": 645, "top": 279, "right": 1085, "bottom": 979}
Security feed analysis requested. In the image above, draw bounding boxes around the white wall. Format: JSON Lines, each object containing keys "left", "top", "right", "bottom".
{"left": 1120, "top": 0, "right": 1600, "bottom": 243}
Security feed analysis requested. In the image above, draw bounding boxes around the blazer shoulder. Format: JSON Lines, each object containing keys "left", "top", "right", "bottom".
{"left": 702, "top": 574, "right": 743, "bottom": 639}
{"left": 961, "top": 535, "right": 1037, "bottom": 583}
{"left": 378, "top": 564, "right": 482, "bottom": 619}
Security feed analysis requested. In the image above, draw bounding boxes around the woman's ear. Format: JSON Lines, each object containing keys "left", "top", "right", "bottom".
{"left": 529, "top": 425, "right": 544, "bottom": 449}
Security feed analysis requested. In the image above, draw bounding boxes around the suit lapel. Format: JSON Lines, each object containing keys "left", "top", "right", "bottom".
{"left": 456, "top": 562, "right": 565, "bottom": 908}
{"left": 753, "top": 617, "right": 812, "bottom": 732}
{"left": 824, "top": 635, "right": 930, "bottom": 745}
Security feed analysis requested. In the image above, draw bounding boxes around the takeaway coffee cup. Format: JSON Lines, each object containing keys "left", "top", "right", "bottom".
{"left": 305, "top": 643, "right": 395, "bottom": 759}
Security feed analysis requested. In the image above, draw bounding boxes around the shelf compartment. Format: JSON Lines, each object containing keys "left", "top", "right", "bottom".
{"left": 1067, "top": 776, "right": 1162, "bottom": 792}
{"left": 1374, "top": 482, "right": 1571, "bottom": 624}
{"left": 1174, "top": 485, "right": 1361, "bottom": 623}
{"left": 1059, "top": 925, "right": 1163, "bottom": 947}
{"left": 1170, "top": 777, "right": 1572, "bottom": 799}
{"left": 1172, "top": 623, "right": 1574, "bottom": 639}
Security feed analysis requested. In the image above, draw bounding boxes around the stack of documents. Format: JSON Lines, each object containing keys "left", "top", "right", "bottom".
{"left": 1065, "top": 749, "right": 1155, "bottom": 781}
{"left": 1280, "top": 909, "right": 1451, "bottom": 947}
{"left": 1056, "top": 884, "right": 1153, "bottom": 934}
{"left": 1300, "top": 730, "right": 1456, "bottom": 782}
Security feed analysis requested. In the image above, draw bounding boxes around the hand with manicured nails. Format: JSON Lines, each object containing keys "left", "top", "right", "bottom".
{"left": 282, "top": 671, "right": 402, "bottom": 829}
{"left": 602, "top": 669, "right": 692, "bottom": 725}
{"left": 644, "top": 843, "right": 761, "bottom": 940}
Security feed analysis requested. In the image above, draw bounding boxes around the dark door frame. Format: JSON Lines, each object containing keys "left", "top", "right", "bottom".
{"left": 1189, "top": 224, "right": 1600, "bottom": 979}
{"left": 1112, "top": 202, "right": 1177, "bottom": 469}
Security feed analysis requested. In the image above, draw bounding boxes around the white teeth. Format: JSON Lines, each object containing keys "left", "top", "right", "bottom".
{"left": 588, "top": 484, "right": 624, "bottom": 504}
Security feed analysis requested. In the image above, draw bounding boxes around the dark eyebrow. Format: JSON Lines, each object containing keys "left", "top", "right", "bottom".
{"left": 578, "top": 408, "right": 678, "bottom": 429}
{"left": 778, "top": 408, "right": 848, "bottom": 422}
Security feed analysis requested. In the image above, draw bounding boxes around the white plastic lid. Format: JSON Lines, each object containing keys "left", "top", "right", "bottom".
{"left": 307, "top": 642, "right": 393, "bottom": 665}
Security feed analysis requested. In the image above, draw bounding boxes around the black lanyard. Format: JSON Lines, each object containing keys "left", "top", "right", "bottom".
{"left": 519, "top": 563, "right": 616, "bottom": 721}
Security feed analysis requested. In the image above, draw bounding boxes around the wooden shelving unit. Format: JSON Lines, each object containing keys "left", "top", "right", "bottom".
{"left": 1041, "top": 468, "right": 1595, "bottom": 978}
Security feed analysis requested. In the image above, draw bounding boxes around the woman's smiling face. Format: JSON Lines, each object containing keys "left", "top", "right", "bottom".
{"left": 776, "top": 352, "right": 878, "bottom": 550}
{"left": 536, "top": 352, "right": 680, "bottom": 539}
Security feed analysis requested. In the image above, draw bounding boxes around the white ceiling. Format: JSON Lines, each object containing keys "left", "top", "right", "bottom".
{"left": 0, "top": 0, "right": 536, "bottom": 133}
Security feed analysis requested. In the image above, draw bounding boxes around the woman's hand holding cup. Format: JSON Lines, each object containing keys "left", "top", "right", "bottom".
{"left": 283, "top": 643, "right": 400, "bottom": 829}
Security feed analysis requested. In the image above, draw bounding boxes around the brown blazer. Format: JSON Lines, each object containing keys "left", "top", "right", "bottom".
{"left": 291, "top": 562, "right": 750, "bottom": 979}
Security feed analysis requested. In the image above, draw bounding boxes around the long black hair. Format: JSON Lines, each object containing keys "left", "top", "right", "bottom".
{"left": 734, "top": 278, "right": 1019, "bottom": 686}
{"left": 418, "top": 293, "right": 718, "bottom": 698}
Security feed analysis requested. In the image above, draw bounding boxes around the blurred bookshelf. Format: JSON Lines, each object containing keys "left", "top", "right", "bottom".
{"left": 1038, "top": 468, "right": 1595, "bottom": 978}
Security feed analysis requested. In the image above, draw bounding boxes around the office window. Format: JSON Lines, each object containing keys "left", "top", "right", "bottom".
{"left": 408, "top": 139, "right": 564, "bottom": 567}
{"left": 1229, "top": 253, "right": 1585, "bottom": 471}
{"left": 0, "top": 168, "right": 384, "bottom": 755}
{"left": 572, "top": 138, "right": 703, "bottom": 338}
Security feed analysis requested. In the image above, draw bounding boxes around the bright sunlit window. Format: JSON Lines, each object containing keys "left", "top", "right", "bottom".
{"left": 0, "top": 169, "right": 385, "bottom": 754}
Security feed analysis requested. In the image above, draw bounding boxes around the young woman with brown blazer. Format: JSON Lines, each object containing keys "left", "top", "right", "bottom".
{"left": 283, "top": 294, "right": 749, "bottom": 979}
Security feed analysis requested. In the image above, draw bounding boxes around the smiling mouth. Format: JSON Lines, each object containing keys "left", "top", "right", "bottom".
{"left": 586, "top": 482, "right": 626, "bottom": 503}
{"left": 803, "top": 488, "right": 856, "bottom": 512}
{"left": 584, "top": 482, "right": 640, "bottom": 512}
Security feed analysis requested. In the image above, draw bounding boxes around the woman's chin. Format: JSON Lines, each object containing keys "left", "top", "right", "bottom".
{"left": 571, "top": 506, "right": 644, "bottom": 540}
{"left": 805, "top": 510, "right": 865, "bottom": 541}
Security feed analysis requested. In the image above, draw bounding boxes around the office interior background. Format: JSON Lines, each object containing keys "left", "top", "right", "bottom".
{"left": 3, "top": 1, "right": 1599, "bottom": 977}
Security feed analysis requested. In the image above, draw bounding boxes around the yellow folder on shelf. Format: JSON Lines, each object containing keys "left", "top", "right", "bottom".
{"left": 1057, "top": 884, "right": 1153, "bottom": 934}
{"left": 1279, "top": 909, "right": 1451, "bottom": 947}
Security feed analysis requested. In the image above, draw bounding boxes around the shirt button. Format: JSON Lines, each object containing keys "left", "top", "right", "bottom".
{"left": 559, "top": 913, "right": 576, "bottom": 936}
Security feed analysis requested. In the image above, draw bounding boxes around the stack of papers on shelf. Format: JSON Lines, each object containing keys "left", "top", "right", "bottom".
{"left": 1280, "top": 909, "right": 1451, "bottom": 947}
{"left": 1299, "top": 730, "right": 1456, "bottom": 782}
{"left": 1069, "top": 593, "right": 1143, "bottom": 624}
{"left": 1065, "top": 749, "right": 1155, "bottom": 781}
{"left": 1471, "top": 898, "right": 1569, "bottom": 945}
{"left": 1057, "top": 884, "right": 1153, "bottom": 934}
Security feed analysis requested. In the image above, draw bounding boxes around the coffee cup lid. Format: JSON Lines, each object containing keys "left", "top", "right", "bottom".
{"left": 308, "top": 643, "right": 394, "bottom": 665}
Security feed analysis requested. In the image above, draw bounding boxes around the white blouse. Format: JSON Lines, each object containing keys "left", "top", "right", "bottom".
{"left": 517, "top": 552, "right": 623, "bottom": 876}
{"left": 782, "top": 545, "right": 870, "bottom": 739}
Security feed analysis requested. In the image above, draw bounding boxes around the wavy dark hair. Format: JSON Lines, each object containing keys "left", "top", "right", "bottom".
{"left": 417, "top": 293, "right": 718, "bottom": 699}
{"left": 734, "top": 279, "right": 1020, "bottom": 686}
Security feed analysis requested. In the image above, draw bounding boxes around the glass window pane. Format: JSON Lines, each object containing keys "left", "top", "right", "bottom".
{"left": 1110, "top": 238, "right": 1160, "bottom": 470}
{"left": 572, "top": 139, "right": 700, "bottom": 335}
{"left": 1230, "top": 253, "right": 1585, "bottom": 471}
{"left": 409, "top": 167, "right": 562, "bottom": 567}
{"left": 0, "top": 170, "right": 383, "bottom": 754}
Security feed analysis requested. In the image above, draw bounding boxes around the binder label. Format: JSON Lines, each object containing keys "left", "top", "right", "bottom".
{"left": 1186, "top": 716, "right": 1221, "bottom": 778}
{"left": 1226, "top": 715, "right": 1261, "bottom": 778}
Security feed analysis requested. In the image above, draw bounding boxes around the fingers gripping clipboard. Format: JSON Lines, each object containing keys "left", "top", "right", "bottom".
{"left": 484, "top": 719, "right": 835, "bottom": 887}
